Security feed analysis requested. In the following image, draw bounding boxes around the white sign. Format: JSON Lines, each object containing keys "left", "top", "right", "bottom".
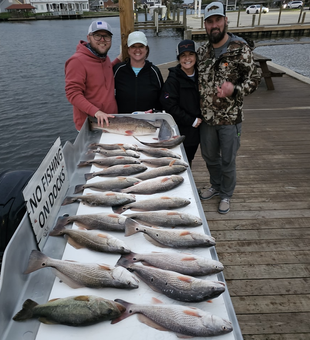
{"left": 23, "top": 137, "right": 69, "bottom": 250}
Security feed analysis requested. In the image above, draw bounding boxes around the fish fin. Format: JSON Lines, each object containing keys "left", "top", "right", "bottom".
{"left": 169, "top": 159, "right": 177, "bottom": 166}
{"left": 97, "top": 233, "right": 108, "bottom": 239}
{"left": 183, "top": 309, "right": 200, "bottom": 317}
{"left": 144, "top": 234, "right": 167, "bottom": 248}
{"left": 144, "top": 235, "right": 167, "bottom": 248}
{"left": 179, "top": 230, "right": 191, "bottom": 236}
{"left": 99, "top": 264, "right": 112, "bottom": 270}
{"left": 181, "top": 256, "right": 196, "bottom": 262}
{"left": 166, "top": 211, "right": 179, "bottom": 216}
{"left": 77, "top": 161, "right": 89, "bottom": 168}
{"left": 67, "top": 236, "right": 84, "bottom": 249}
{"left": 176, "top": 334, "right": 193, "bottom": 339}
{"left": 177, "top": 276, "right": 193, "bottom": 283}
{"left": 74, "top": 296, "right": 91, "bottom": 301}
{"left": 74, "top": 184, "right": 85, "bottom": 194}
{"left": 137, "top": 314, "right": 169, "bottom": 332}
{"left": 12, "top": 299, "right": 38, "bottom": 321}
{"left": 24, "top": 250, "right": 48, "bottom": 274}
{"left": 151, "top": 297, "right": 163, "bottom": 304}
{"left": 84, "top": 173, "right": 93, "bottom": 181}
{"left": 62, "top": 196, "right": 76, "bottom": 206}
{"left": 38, "top": 317, "right": 58, "bottom": 325}
{"left": 52, "top": 268, "right": 84, "bottom": 289}
{"left": 133, "top": 136, "right": 141, "bottom": 143}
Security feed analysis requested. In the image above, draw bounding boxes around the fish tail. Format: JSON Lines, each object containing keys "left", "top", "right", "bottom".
{"left": 13, "top": 299, "right": 38, "bottom": 321}
{"left": 24, "top": 250, "right": 48, "bottom": 274}
{"left": 77, "top": 161, "right": 89, "bottom": 168}
{"left": 111, "top": 299, "right": 133, "bottom": 324}
{"left": 74, "top": 184, "right": 85, "bottom": 194}
{"left": 124, "top": 218, "right": 141, "bottom": 236}
{"left": 88, "top": 143, "right": 98, "bottom": 149}
{"left": 50, "top": 216, "right": 71, "bottom": 236}
{"left": 84, "top": 173, "right": 94, "bottom": 181}
{"left": 49, "top": 217, "right": 67, "bottom": 236}
{"left": 116, "top": 252, "right": 137, "bottom": 267}
{"left": 112, "top": 204, "right": 128, "bottom": 214}
{"left": 62, "top": 196, "right": 77, "bottom": 206}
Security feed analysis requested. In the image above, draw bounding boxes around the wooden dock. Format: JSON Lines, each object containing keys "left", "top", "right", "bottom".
{"left": 158, "top": 62, "right": 310, "bottom": 339}
{"left": 190, "top": 23, "right": 310, "bottom": 39}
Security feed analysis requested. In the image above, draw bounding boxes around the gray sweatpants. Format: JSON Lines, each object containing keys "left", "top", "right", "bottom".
{"left": 200, "top": 121, "right": 242, "bottom": 199}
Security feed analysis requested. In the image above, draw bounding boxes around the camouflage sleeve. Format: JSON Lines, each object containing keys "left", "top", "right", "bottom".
{"left": 236, "top": 44, "right": 261, "bottom": 97}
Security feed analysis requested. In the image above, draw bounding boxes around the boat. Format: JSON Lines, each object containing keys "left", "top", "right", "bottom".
{"left": 149, "top": 3, "right": 167, "bottom": 20}
{"left": 0, "top": 114, "right": 243, "bottom": 339}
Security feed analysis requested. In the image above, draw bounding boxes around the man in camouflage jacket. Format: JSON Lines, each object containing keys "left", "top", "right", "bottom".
{"left": 197, "top": 2, "right": 261, "bottom": 214}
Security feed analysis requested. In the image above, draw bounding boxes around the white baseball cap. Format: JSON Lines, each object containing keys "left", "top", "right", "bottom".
{"left": 204, "top": 2, "right": 226, "bottom": 21}
{"left": 127, "top": 31, "right": 148, "bottom": 47}
{"left": 88, "top": 20, "right": 113, "bottom": 35}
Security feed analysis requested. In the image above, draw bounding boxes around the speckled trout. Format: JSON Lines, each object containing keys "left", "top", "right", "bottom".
{"left": 13, "top": 295, "right": 126, "bottom": 326}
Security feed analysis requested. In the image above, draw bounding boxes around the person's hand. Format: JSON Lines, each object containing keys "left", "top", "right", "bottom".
{"left": 217, "top": 81, "right": 234, "bottom": 98}
{"left": 94, "top": 111, "right": 115, "bottom": 128}
{"left": 194, "top": 118, "right": 202, "bottom": 128}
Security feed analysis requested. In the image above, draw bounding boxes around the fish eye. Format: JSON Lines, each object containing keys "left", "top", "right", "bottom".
{"left": 129, "top": 309, "right": 133, "bottom": 314}
{"left": 156, "top": 233, "right": 159, "bottom": 237}
{"left": 133, "top": 257, "right": 137, "bottom": 260}
{"left": 42, "top": 262, "right": 46, "bottom": 267}
{"left": 135, "top": 228, "right": 139, "bottom": 231}
{"left": 150, "top": 277, "right": 154, "bottom": 282}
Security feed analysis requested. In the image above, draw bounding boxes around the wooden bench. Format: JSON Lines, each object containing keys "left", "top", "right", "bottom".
{"left": 253, "top": 52, "right": 286, "bottom": 90}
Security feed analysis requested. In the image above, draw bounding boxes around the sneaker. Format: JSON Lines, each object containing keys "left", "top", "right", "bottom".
{"left": 199, "top": 187, "right": 219, "bottom": 200}
{"left": 218, "top": 198, "right": 230, "bottom": 214}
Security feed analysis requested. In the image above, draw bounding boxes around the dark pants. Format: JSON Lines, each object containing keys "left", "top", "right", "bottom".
{"left": 200, "top": 122, "right": 242, "bottom": 199}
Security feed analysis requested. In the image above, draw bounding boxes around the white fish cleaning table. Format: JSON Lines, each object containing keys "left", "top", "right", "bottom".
{"left": 0, "top": 114, "right": 242, "bottom": 340}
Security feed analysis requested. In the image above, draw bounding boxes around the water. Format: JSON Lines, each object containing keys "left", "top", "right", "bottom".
{"left": 0, "top": 16, "right": 309, "bottom": 174}
{"left": 0, "top": 16, "right": 183, "bottom": 174}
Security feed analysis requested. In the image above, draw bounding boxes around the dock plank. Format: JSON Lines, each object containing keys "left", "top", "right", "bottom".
{"left": 158, "top": 62, "right": 310, "bottom": 339}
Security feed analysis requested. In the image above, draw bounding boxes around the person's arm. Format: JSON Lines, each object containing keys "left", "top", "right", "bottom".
{"left": 160, "top": 75, "right": 197, "bottom": 127}
{"left": 65, "top": 57, "right": 114, "bottom": 127}
{"left": 217, "top": 44, "right": 261, "bottom": 99}
{"left": 233, "top": 44, "right": 261, "bottom": 97}
{"left": 65, "top": 57, "right": 100, "bottom": 116}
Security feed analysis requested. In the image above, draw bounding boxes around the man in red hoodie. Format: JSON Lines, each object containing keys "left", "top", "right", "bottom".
{"left": 65, "top": 20, "right": 121, "bottom": 131}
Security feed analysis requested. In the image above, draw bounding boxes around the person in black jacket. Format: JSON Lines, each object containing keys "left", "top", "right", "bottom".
{"left": 113, "top": 31, "right": 163, "bottom": 113}
{"left": 160, "top": 39, "right": 202, "bottom": 166}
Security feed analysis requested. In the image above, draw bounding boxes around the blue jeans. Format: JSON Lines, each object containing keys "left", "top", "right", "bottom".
{"left": 200, "top": 122, "right": 242, "bottom": 199}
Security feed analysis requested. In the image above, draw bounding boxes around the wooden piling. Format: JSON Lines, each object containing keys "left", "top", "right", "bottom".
{"left": 118, "top": 0, "right": 134, "bottom": 61}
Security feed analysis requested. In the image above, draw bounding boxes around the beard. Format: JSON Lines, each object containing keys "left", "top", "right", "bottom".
{"left": 207, "top": 24, "right": 228, "bottom": 44}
